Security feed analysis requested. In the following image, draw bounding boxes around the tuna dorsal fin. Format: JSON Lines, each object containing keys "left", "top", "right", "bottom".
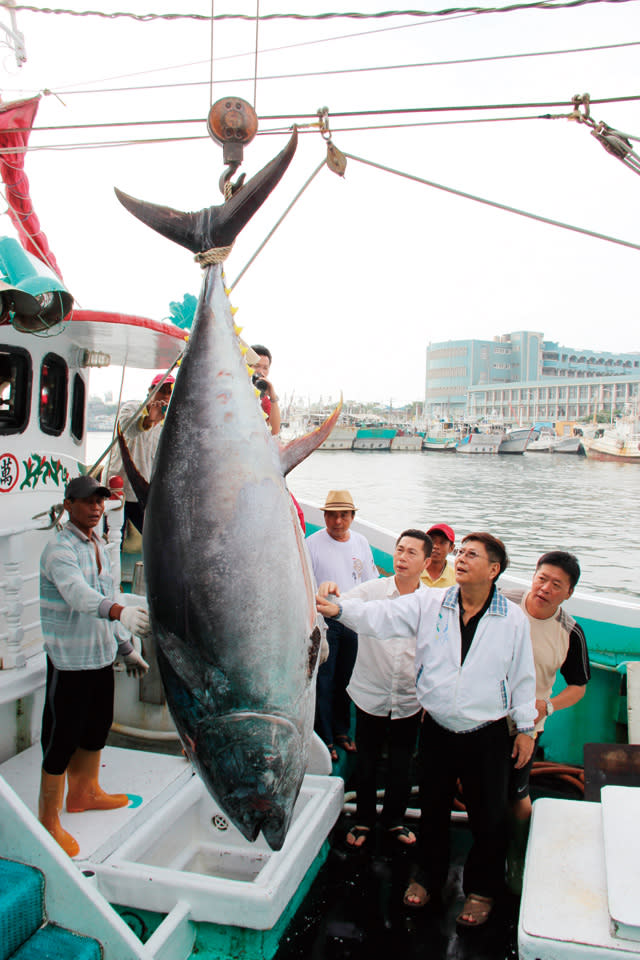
{"left": 279, "top": 398, "right": 343, "bottom": 477}
{"left": 114, "top": 129, "right": 298, "bottom": 254}
{"left": 117, "top": 425, "right": 150, "bottom": 508}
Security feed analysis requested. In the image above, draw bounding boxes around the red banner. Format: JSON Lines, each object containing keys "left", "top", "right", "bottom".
{"left": 0, "top": 96, "right": 63, "bottom": 279}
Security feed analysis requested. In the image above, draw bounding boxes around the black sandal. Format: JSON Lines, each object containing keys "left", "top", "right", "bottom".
{"left": 388, "top": 824, "right": 417, "bottom": 848}
{"left": 345, "top": 825, "right": 370, "bottom": 848}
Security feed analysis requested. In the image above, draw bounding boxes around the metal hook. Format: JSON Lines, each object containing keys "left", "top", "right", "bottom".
{"left": 317, "top": 106, "right": 332, "bottom": 142}
{"left": 218, "top": 162, "right": 246, "bottom": 199}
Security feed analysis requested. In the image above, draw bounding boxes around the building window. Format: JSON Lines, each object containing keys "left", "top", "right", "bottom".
{"left": 0, "top": 345, "right": 31, "bottom": 435}
{"left": 40, "top": 353, "right": 67, "bottom": 436}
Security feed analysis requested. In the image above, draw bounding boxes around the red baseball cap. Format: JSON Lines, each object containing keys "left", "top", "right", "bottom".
{"left": 150, "top": 373, "right": 176, "bottom": 387}
{"left": 427, "top": 523, "right": 455, "bottom": 543}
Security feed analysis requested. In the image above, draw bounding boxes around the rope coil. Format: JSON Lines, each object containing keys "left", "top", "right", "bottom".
{"left": 195, "top": 243, "right": 234, "bottom": 266}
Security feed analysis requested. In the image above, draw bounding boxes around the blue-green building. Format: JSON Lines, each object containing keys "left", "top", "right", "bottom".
{"left": 425, "top": 332, "right": 640, "bottom": 421}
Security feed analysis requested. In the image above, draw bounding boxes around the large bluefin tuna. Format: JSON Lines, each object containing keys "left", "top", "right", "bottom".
{"left": 115, "top": 131, "right": 340, "bottom": 850}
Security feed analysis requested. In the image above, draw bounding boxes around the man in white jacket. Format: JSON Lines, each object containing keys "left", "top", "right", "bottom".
{"left": 317, "top": 531, "right": 536, "bottom": 928}
{"left": 319, "top": 528, "right": 432, "bottom": 850}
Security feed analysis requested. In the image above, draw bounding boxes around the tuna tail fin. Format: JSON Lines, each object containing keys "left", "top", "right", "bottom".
{"left": 279, "top": 397, "right": 343, "bottom": 477}
{"left": 114, "top": 129, "right": 298, "bottom": 254}
{"left": 117, "top": 425, "right": 150, "bottom": 508}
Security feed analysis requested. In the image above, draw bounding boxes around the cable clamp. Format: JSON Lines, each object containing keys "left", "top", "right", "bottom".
{"left": 568, "top": 93, "right": 592, "bottom": 126}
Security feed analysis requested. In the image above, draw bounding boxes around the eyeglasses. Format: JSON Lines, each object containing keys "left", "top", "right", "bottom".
{"left": 455, "top": 549, "right": 485, "bottom": 561}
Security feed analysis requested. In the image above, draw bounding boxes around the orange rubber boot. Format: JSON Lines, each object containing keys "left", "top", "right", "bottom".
{"left": 66, "top": 748, "right": 129, "bottom": 812}
{"left": 39, "top": 770, "right": 80, "bottom": 857}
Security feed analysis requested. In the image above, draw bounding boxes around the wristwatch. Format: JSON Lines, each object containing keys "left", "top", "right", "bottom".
{"left": 544, "top": 698, "right": 554, "bottom": 716}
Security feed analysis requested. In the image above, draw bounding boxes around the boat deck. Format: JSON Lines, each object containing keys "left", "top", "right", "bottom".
{"left": 275, "top": 816, "right": 520, "bottom": 960}
{"left": 0, "top": 743, "right": 193, "bottom": 863}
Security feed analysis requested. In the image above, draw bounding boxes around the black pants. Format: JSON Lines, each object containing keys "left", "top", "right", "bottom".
{"left": 416, "top": 713, "right": 510, "bottom": 897}
{"left": 354, "top": 706, "right": 420, "bottom": 828}
{"left": 314, "top": 620, "right": 358, "bottom": 745}
{"left": 41, "top": 658, "right": 115, "bottom": 775}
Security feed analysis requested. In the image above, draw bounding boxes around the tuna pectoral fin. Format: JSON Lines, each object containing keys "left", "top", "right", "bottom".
{"left": 116, "top": 425, "right": 150, "bottom": 508}
{"left": 279, "top": 398, "right": 343, "bottom": 476}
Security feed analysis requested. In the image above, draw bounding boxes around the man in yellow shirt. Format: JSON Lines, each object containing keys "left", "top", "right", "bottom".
{"left": 420, "top": 523, "right": 456, "bottom": 588}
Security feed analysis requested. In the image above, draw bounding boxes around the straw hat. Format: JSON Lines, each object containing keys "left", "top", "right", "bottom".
{"left": 322, "top": 489, "right": 357, "bottom": 512}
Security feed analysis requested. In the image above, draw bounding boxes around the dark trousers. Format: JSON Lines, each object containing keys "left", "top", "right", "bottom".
{"left": 314, "top": 620, "right": 357, "bottom": 745}
{"left": 416, "top": 713, "right": 510, "bottom": 897}
{"left": 354, "top": 706, "right": 420, "bottom": 828}
{"left": 41, "top": 658, "right": 115, "bottom": 775}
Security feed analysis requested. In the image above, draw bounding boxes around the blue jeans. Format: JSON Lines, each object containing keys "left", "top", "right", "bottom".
{"left": 314, "top": 620, "right": 357, "bottom": 745}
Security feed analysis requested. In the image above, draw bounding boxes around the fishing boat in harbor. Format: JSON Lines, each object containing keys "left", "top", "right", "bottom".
{"left": 421, "top": 421, "right": 460, "bottom": 452}
{"left": 526, "top": 426, "right": 558, "bottom": 452}
{"left": 353, "top": 425, "right": 396, "bottom": 450}
{"left": 390, "top": 429, "right": 422, "bottom": 451}
{"left": 422, "top": 434, "right": 458, "bottom": 451}
{"left": 498, "top": 427, "right": 534, "bottom": 455}
{"left": 582, "top": 421, "right": 640, "bottom": 463}
{"left": 456, "top": 429, "right": 503, "bottom": 454}
{"left": 554, "top": 425, "right": 587, "bottom": 455}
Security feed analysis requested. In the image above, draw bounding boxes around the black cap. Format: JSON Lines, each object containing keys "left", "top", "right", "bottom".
{"left": 65, "top": 476, "right": 111, "bottom": 499}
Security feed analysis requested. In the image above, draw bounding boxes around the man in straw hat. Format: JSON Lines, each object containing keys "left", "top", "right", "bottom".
{"left": 307, "top": 490, "right": 378, "bottom": 762}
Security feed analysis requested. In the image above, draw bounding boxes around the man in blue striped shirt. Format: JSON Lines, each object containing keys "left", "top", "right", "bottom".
{"left": 39, "top": 475, "right": 150, "bottom": 857}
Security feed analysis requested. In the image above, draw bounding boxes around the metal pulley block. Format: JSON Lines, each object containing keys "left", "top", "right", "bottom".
{"left": 207, "top": 97, "right": 259, "bottom": 197}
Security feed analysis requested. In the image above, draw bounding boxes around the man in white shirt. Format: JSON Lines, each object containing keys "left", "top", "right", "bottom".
{"left": 317, "top": 531, "right": 536, "bottom": 927}
{"left": 107, "top": 373, "right": 174, "bottom": 535}
{"left": 307, "top": 489, "right": 378, "bottom": 761}
{"left": 318, "top": 529, "right": 431, "bottom": 850}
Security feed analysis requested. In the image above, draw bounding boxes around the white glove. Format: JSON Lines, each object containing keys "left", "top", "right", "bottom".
{"left": 319, "top": 635, "right": 330, "bottom": 665}
{"left": 123, "top": 649, "right": 149, "bottom": 678}
{"left": 119, "top": 606, "right": 151, "bottom": 639}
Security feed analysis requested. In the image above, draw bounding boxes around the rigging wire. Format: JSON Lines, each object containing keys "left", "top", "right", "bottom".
{"left": 208, "top": 0, "right": 214, "bottom": 109}
{"left": 342, "top": 149, "right": 640, "bottom": 252}
{"left": 253, "top": 0, "right": 260, "bottom": 111}
{"left": 17, "top": 38, "right": 638, "bottom": 99}
{"left": 2, "top": 0, "right": 638, "bottom": 22}
{"left": 3, "top": 111, "right": 640, "bottom": 153}
{"left": 3, "top": 93, "right": 639, "bottom": 139}
{"left": 5, "top": 10, "right": 472, "bottom": 96}
{"left": 229, "top": 157, "right": 327, "bottom": 292}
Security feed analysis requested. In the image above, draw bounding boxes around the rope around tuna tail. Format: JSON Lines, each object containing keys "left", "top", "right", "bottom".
{"left": 195, "top": 244, "right": 234, "bottom": 266}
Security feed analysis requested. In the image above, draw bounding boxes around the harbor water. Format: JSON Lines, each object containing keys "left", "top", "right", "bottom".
{"left": 88, "top": 433, "right": 640, "bottom": 600}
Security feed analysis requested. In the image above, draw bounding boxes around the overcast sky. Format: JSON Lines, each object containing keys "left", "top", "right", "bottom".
{"left": 1, "top": 0, "right": 639, "bottom": 407}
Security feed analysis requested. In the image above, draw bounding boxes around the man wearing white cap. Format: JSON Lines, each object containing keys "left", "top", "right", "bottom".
{"left": 307, "top": 490, "right": 378, "bottom": 761}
